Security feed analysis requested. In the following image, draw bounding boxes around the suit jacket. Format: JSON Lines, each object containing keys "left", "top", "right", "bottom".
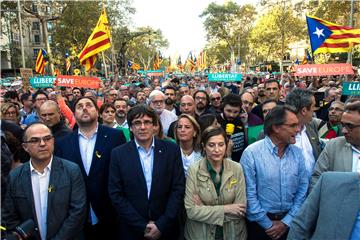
{"left": 1, "top": 156, "right": 87, "bottom": 240}
{"left": 54, "top": 124, "right": 126, "bottom": 226}
{"left": 108, "top": 139, "right": 185, "bottom": 239}
{"left": 305, "top": 122, "right": 322, "bottom": 161}
{"left": 288, "top": 172, "right": 360, "bottom": 240}
{"left": 310, "top": 136, "right": 353, "bottom": 190}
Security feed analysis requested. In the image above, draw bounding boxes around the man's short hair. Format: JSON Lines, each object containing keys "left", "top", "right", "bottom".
{"left": 264, "top": 105, "right": 297, "bottom": 136}
{"left": 344, "top": 98, "right": 360, "bottom": 114}
{"left": 285, "top": 88, "right": 314, "bottom": 113}
{"left": 32, "top": 90, "right": 48, "bottom": 103}
{"left": 264, "top": 79, "right": 280, "bottom": 89}
{"left": 22, "top": 122, "right": 52, "bottom": 142}
{"left": 113, "top": 98, "right": 128, "bottom": 106}
{"left": 221, "top": 93, "right": 241, "bottom": 109}
{"left": 73, "top": 96, "right": 99, "bottom": 112}
{"left": 193, "top": 90, "right": 210, "bottom": 105}
{"left": 20, "top": 92, "right": 32, "bottom": 104}
{"left": 127, "top": 104, "right": 158, "bottom": 127}
{"left": 149, "top": 90, "right": 165, "bottom": 102}
{"left": 163, "top": 85, "right": 177, "bottom": 93}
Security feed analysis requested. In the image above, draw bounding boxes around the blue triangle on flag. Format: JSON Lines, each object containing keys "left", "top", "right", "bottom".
{"left": 306, "top": 16, "right": 333, "bottom": 54}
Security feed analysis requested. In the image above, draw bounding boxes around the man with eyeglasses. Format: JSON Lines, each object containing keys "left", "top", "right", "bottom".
{"left": 55, "top": 96, "right": 126, "bottom": 240}
{"left": 149, "top": 90, "right": 177, "bottom": 136}
{"left": 240, "top": 105, "right": 308, "bottom": 240}
{"left": 208, "top": 92, "right": 222, "bottom": 114}
{"left": 193, "top": 90, "right": 212, "bottom": 117}
{"left": 2, "top": 122, "right": 87, "bottom": 239}
{"left": 106, "top": 88, "right": 118, "bottom": 104}
{"left": 310, "top": 98, "right": 360, "bottom": 190}
{"left": 109, "top": 105, "right": 185, "bottom": 239}
{"left": 23, "top": 90, "right": 49, "bottom": 126}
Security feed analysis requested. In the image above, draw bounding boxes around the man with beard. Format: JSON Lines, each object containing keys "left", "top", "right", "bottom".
{"left": 216, "top": 93, "right": 247, "bottom": 162}
{"left": 317, "top": 100, "right": 344, "bottom": 139}
{"left": 135, "top": 90, "right": 147, "bottom": 105}
{"left": 193, "top": 90, "right": 212, "bottom": 116}
{"left": 164, "top": 86, "right": 180, "bottom": 115}
{"left": 55, "top": 96, "right": 126, "bottom": 240}
{"left": 149, "top": 90, "right": 177, "bottom": 136}
{"left": 113, "top": 98, "right": 130, "bottom": 141}
{"left": 310, "top": 98, "right": 360, "bottom": 190}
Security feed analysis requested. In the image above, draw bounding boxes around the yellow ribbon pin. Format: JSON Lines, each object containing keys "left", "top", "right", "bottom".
{"left": 48, "top": 185, "right": 54, "bottom": 193}
{"left": 95, "top": 151, "right": 101, "bottom": 158}
{"left": 228, "top": 179, "right": 237, "bottom": 188}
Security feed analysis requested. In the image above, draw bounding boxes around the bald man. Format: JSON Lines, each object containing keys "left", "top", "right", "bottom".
{"left": 39, "top": 100, "right": 72, "bottom": 140}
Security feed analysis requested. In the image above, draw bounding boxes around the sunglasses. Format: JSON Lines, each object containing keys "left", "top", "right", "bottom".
{"left": 211, "top": 97, "right": 221, "bottom": 101}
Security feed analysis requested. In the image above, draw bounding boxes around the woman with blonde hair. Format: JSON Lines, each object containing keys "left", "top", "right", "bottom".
{"left": 184, "top": 126, "right": 247, "bottom": 240}
{"left": 175, "top": 114, "right": 202, "bottom": 174}
{"left": 1, "top": 102, "right": 20, "bottom": 124}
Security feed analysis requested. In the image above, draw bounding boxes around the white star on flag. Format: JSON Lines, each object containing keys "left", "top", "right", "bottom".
{"left": 313, "top": 27, "right": 325, "bottom": 38}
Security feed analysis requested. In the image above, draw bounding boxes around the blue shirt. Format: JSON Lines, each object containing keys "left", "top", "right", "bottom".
{"left": 240, "top": 136, "right": 308, "bottom": 229}
{"left": 22, "top": 111, "right": 39, "bottom": 125}
{"left": 351, "top": 211, "right": 360, "bottom": 240}
{"left": 135, "top": 138, "right": 155, "bottom": 198}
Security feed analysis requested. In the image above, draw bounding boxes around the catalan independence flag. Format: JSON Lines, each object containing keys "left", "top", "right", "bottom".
{"left": 35, "top": 49, "right": 47, "bottom": 75}
{"left": 78, "top": 8, "right": 111, "bottom": 72}
{"left": 306, "top": 15, "right": 360, "bottom": 54}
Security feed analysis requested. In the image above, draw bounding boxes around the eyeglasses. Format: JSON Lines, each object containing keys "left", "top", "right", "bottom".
{"left": 195, "top": 96, "right": 206, "bottom": 101}
{"left": 211, "top": 97, "right": 221, "bottom": 101}
{"left": 5, "top": 111, "right": 17, "bottom": 116}
{"left": 35, "top": 97, "right": 47, "bottom": 102}
{"left": 341, "top": 122, "right": 360, "bottom": 131}
{"left": 24, "top": 135, "right": 53, "bottom": 144}
{"left": 151, "top": 100, "right": 164, "bottom": 105}
{"left": 132, "top": 120, "right": 154, "bottom": 128}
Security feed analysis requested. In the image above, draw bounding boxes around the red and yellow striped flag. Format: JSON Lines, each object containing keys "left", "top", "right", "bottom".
{"left": 35, "top": 49, "right": 47, "bottom": 75}
{"left": 306, "top": 15, "right": 360, "bottom": 54}
{"left": 197, "top": 51, "right": 207, "bottom": 70}
{"left": 78, "top": 8, "right": 111, "bottom": 72}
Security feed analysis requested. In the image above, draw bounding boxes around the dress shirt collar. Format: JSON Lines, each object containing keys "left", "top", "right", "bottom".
{"left": 135, "top": 137, "right": 155, "bottom": 152}
{"left": 78, "top": 123, "right": 99, "bottom": 139}
{"left": 30, "top": 156, "right": 53, "bottom": 175}
{"left": 264, "top": 135, "right": 290, "bottom": 156}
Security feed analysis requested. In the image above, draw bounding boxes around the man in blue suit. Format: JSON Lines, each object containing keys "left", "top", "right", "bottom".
{"left": 55, "top": 96, "right": 126, "bottom": 240}
{"left": 109, "top": 105, "right": 185, "bottom": 239}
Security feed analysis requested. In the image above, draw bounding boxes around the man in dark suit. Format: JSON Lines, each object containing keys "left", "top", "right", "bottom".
{"left": 2, "top": 122, "right": 87, "bottom": 240}
{"left": 109, "top": 105, "right": 185, "bottom": 239}
{"left": 55, "top": 96, "right": 126, "bottom": 240}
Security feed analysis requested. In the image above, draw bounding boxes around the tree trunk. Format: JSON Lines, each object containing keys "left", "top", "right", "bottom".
{"left": 41, "top": 18, "right": 54, "bottom": 75}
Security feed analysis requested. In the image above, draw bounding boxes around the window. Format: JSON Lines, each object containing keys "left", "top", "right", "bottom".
{"left": 48, "top": 35, "right": 52, "bottom": 44}
{"left": 32, "top": 4, "right": 38, "bottom": 13}
{"left": 33, "top": 49, "right": 40, "bottom": 59}
{"left": 47, "top": 22, "right": 53, "bottom": 31}
{"left": 32, "top": 22, "right": 40, "bottom": 30}
{"left": 34, "top": 35, "right": 40, "bottom": 44}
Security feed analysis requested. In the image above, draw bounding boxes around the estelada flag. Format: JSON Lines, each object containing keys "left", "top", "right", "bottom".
{"left": 78, "top": 8, "right": 111, "bottom": 72}
{"left": 306, "top": 15, "right": 360, "bottom": 54}
{"left": 35, "top": 49, "right": 47, "bottom": 75}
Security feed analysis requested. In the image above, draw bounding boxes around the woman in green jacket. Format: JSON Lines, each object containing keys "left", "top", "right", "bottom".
{"left": 184, "top": 126, "right": 247, "bottom": 240}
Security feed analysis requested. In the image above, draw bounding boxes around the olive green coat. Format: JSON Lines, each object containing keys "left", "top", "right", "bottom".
{"left": 184, "top": 157, "right": 247, "bottom": 240}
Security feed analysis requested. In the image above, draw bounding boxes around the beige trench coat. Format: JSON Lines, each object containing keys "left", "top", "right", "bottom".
{"left": 184, "top": 157, "right": 247, "bottom": 240}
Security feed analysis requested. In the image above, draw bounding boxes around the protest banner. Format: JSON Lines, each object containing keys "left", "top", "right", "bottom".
{"left": 208, "top": 73, "right": 242, "bottom": 82}
{"left": 29, "top": 76, "right": 56, "bottom": 88}
{"left": 294, "top": 63, "right": 354, "bottom": 76}
{"left": 342, "top": 82, "right": 360, "bottom": 95}
{"left": 55, "top": 75, "right": 101, "bottom": 89}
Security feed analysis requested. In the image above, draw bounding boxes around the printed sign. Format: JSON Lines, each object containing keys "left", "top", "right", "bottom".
{"left": 29, "top": 76, "right": 55, "bottom": 88}
{"left": 342, "top": 82, "right": 360, "bottom": 95}
{"left": 208, "top": 73, "right": 242, "bottom": 82}
{"left": 55, "top": 75, "right": 101, "bottom": 89}
{"left": 294, "top": 63, "right": 354, "bottom": 76}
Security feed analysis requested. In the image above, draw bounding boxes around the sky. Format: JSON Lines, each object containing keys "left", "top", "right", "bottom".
{"left": 131, "top": 0, "right": 257, "bottom": 60}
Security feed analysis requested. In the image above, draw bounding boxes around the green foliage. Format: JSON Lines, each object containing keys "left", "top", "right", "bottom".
{"left": 249, "top": 3, "right": 305, "bottom": 61}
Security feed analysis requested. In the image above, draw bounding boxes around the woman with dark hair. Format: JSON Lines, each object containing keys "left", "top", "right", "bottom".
{"left": 99, "top": 103, "right": 117, "bottom": 128}
{"left": 184, "top": 126, "right": 247, "bottom": 240}
{"left": 175, "top": 114, "right": 202, "bottom": 174}
{"left": 197, "top": 114, "right": 221, "bottom": 133}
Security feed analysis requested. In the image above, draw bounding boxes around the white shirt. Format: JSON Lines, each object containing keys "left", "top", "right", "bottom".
{"left": 181, "top": 149, "right": 202, "bottom": 175}
{"left": 160, "top": 109, "right": 177, "bottom": 136}
{"left": 78, "top": 125, "right": 98, "bottom": 225}
{"left": 135, "top": 138, "right": 155, "bottom": 198}
{"left": 30, "top": 157, "right": 52, "bottom": 240}
{"left": 295, "top": 126, "right": 316, "bottom": 179}
{"left": 351, "top": 146, "right": 360, "bottom": 172}
{"left": 114, "top": 119, "right": 128, "bottom": 129}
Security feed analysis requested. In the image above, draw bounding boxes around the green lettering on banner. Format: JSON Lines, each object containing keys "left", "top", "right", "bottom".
{"left": 342, "top": 82, "right": 360, "bottom": 96}
{"left": 208, "top": 73, "right": 242, "bottom": 82}
{"left": 29, "top": 76, "right": 56, "bottom": 88}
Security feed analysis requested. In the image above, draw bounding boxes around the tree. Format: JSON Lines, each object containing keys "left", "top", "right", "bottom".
{"left": 249, "top": 1, "right": 305, "bottom": 64}
{"left": 125, "top": 27, "right": 169, "bottom": 70}
{"left": 200, "top": 2, "right": 256, "bottom": 66}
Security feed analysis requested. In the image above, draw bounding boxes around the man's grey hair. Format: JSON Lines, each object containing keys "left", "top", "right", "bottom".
{"left": 149, "top": 90, "right": 165, "bottom": 102}
{"left": 285, "top": 88, "right": 314, "bottom": 113}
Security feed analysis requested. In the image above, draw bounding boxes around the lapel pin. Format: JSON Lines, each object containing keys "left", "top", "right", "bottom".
{"left": 159, "top": 150, "right": 162, "bottom": 153}
{"left": 95, "top": 151, "right": 102, "bottom": 158}
{"left": 104, "top": 135, "right": 107, "bottom": 138}
{"left": 48, "top": 185, "right": 54, "bottom": 193}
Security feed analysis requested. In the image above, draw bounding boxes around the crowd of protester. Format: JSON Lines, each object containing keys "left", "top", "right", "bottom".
{"left": 1, "top": 72, "right": 360, "bottom": 240}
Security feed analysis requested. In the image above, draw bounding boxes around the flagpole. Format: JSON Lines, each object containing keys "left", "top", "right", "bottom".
{"left": 102, "top": 52, "right": 108, "bottom": 79}
{"left": 347, "top": 0, "right": 354, "bottom": 65}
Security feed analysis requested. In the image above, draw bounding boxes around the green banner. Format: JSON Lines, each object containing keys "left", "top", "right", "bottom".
{"left": 342, "top": 82, "right": 360, "bottom": 95}
{"left": 208, "top": 73, "right": 242, "bottom": 82}
{"left": 29, "top": 76, "right": 56, "bottom": 88}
